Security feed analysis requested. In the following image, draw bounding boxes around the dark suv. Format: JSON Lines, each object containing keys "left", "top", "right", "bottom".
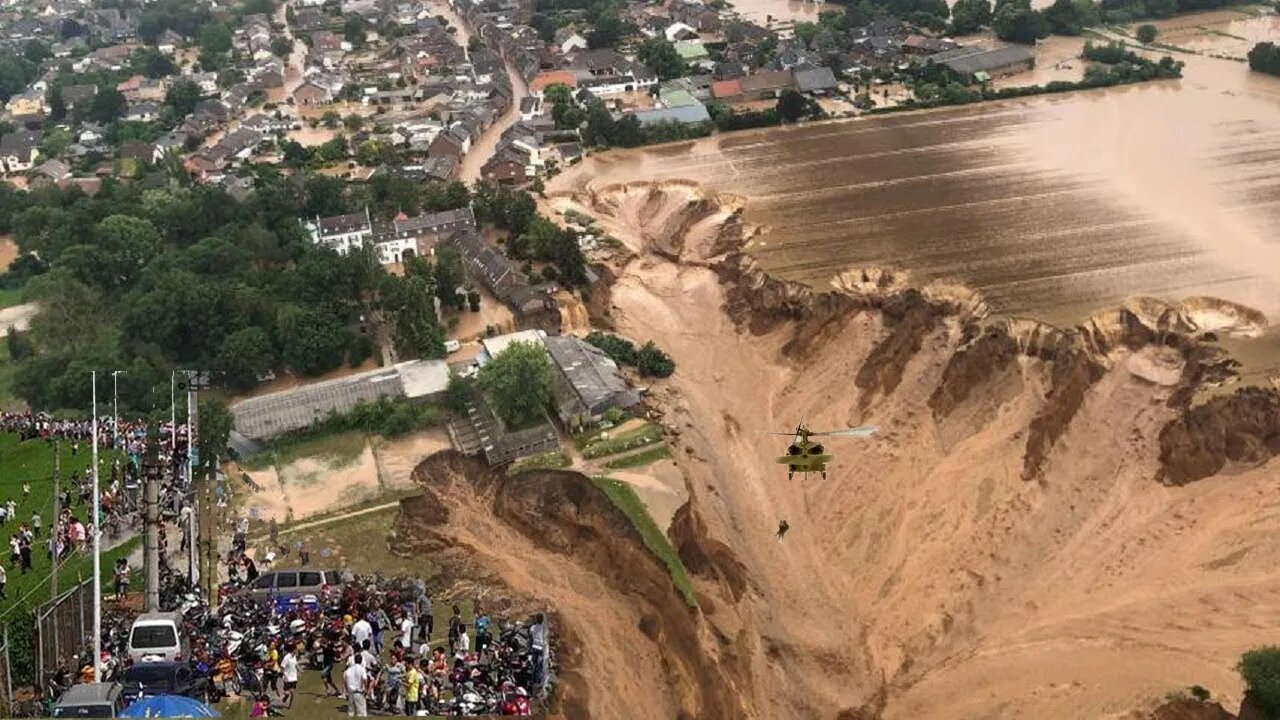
{"left": 120, "top": 662, "right": 211, "bottom": 705}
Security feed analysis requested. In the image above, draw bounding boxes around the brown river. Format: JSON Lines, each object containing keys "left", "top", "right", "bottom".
{"left": 552, "top": 35, "right": 1280, "bottom": 380}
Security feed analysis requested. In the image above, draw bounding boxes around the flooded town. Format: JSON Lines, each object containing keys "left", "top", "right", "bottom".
{"left": 0, "top": 0, "right": 1275, "bottom": 716}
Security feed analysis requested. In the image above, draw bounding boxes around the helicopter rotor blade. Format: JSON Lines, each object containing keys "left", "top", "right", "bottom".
{"left": 809, "top": 425, "right": 879, "bottom": 438}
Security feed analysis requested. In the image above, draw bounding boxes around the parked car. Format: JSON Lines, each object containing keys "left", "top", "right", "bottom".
{"left": 119, "top": 661, "right": 211, "bottom": 705}
{"left": 239, "top": 567, "right": 344, "bottom": 610}
{"left": 53, "top": 683, "right": 124, "bottom": 717}
{"left": 126, "top": 612, "right": 190, "bottom": 664}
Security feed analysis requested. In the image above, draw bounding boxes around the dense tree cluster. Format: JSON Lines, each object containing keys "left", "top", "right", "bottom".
{"left": 1239, "top": 647, "right": 1280, "bottom": 718}
{"left": 635, "top": 38, "right": 688, "bottom": 81}
{"left": 477, "top": 341, "right": 554, "bottom": 427}
{"left": 1248, "top": 42, "right": 1280, "bottom": 76}
{"left": 585, "top": 332, "right": 676, "bottom": 378}
{"left": 0, "top": 176, "right": 402, "bottom": 412}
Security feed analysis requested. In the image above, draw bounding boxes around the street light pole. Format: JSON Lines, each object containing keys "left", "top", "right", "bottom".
{"left": 90, "top": 372, "right": 101, "bottom": 684}
{"left": 111, "top": 371, "right": 124, "bottom": 450}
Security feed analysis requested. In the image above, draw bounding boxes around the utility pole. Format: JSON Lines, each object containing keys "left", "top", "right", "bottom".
{"left": 50, "top": 439, "right": 60, "bottom": 601}
{"left": 111, "top": 370, "right": 124, "bottom": 449}
{"left": 90, "top": 373, "right": 101, "bottom": 684}
{"left": 185, "top": 372, "right": 198, "bottom": 586}
{"left": 142, "top": 434, "right": 161, "bottom": 613}
{"left": 50, "top": 439, "right": 60, "bottom": 667}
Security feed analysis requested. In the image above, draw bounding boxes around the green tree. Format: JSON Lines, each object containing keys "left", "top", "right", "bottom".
{"left": 165, "top": 80, "right": 202, "bottom": 117}
{"left": 993, "top": 1, "right": 1050, "bottom": 43}
{"left": 197, "top": 397, "right": 233, "bottom": 469}
{"left": 343, "top": 17, "right": 367, "bottom": 48}
{"left": 636, "top": 340, "right": 675, "bottom": 377}
{"left": 951, "top": 0, "right": 993, "bottom": 33}
{"left": 46, "top": 84, "right": 65, "bottom": 121}
{"left": 1240, "top": 647, "right": 1280, "bottom": 718}
{"left": 93, "top": 215, "right": 162, "bottom": 289}
{"left": 1135, "top": 23, "right": 1158, "bottom": 43}
{"left": 587, "top": 11, "right": 632, "bottom": 49}
{"left": 198, "top": 23, "right": 233, "bottom": 53}
{"left": 276, "top": 304, "right": 349, "bottom": 375}
{"left": 1249, "top": 41, "right": 1280, "bottom": 75}
{"left": 132, "top": 47, "right": 177, "bottom": 78}
{"left": 86, "top": 88, "right": 126, "bottom": 123}
{"left": 776, "top": 89, "right": 808, "bottom": 122}
{"left": 215, "top": 326, "right": 276, "bottom": 390}
{"left": 433, "top": 247, "right": 466, "bottom": 310}
{"left": 477, "top": 341, "right": 553, "bottom": 427}
{"left": 38, "top": 127, "right": 72, "bottom": 158}
{"left": 0, "top": 56, "right": 36, "bottom": 102}
{"left": 271, "top": 36, "right": 294, "bottom": 58}
{"left": 391, "top": 275, "right": 446, "bottom": 359}
{"left": 6, "top": 326, "right": 32, "bottom": 361}
{"left": 636, "top": 38, "right": 687, "bottom": 80}
{"left": 23, "top": 40, "right": 51, "bottom": 63}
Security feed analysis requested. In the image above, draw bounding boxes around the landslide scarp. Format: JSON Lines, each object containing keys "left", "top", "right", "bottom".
{"left": 394, "top": 451, "right": 747, "bottom": 720}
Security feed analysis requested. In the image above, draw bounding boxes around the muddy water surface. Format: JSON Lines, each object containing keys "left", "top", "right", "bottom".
{"left": 554, "top": 53, "right": 1280, "bottom": 378}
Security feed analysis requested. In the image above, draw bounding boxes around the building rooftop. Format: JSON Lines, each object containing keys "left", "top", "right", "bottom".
{"left": 231, "top": 366, "right": 405, "bottom": 440}
{"left": 479, "top": 330, "right": 547, "bottom": 365}
{"left": 396, "top": 359, "right": 449, "bottom": 399}
{"left": 633, "top": 102, "right": 711, "bottom": 127}
{"left": 931, "top": 45, "right": 1034, "bottom": 77}
{"left": 544, "top": 336, "right": 639, "bottom": 415}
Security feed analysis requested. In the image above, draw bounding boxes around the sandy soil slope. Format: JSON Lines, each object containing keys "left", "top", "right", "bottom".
{"left": 391, "top": 180, "right": 1279, "bottom": 720}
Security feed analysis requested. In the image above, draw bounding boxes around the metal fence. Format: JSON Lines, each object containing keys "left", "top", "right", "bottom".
{"left": 34, "top": 577, "right": 92, "bottom": 686}
{"left": 0, "top": 624, "right": 13, "bottom": 716}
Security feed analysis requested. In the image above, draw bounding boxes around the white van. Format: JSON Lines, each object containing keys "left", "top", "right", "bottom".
{"left": 127, "top": 612, "right": 190, "bottom": 663}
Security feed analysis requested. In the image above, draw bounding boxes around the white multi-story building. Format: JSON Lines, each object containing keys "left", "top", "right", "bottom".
{"left": 305, "top": 209, "right": 374, "bottom": 254}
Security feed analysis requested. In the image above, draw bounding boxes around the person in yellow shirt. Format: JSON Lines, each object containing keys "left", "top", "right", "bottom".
{"left": 263, "top": 640, "right": 281, "bottom": 699}
{"left": 404, "top": 658, "right": 423, "bottom": 715}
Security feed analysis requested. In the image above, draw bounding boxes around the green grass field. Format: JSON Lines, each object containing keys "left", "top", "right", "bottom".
{"left": 591, "top": 477, "right": 695, "bottom": 607}
{"left": 580, "top": 424, "right": 663, "bottom": 459}
{"left": 0, "top": 286, "right": 24, "bottom": 310}
{"left": 0, "top": 432, "right": 132, "bottom": 618}
{"left": 603, "top": 445, "right": 670, "bottom": 470}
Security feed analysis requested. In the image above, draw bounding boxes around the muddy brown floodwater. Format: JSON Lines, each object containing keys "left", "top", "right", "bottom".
{"left": 554, "top": 50, "right": 1280, "bottom": 380}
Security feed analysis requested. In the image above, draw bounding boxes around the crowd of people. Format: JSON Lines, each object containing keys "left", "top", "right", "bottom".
{"left": 181, "top": 574, "right": 550, "bottom": 717}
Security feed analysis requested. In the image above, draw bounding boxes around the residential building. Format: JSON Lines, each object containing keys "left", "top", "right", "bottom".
{"left": 0, "top": 130, "right": 41, "bottom": 174}
{"left": 544, "top": 335, "right": 640, "bottom": 427}
{"left": 305, "top": 208, "right": 374, "bottom": 254}
{"left": 930, "top": 45, "right": 1035, "bottom": 83}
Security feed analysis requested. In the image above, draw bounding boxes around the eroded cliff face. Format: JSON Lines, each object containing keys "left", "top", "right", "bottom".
{"left": 394, "top": 451, "right": 748, "bottom": 720}
{"left": 396, "top": 181, "right": 1280, "bottom": 720}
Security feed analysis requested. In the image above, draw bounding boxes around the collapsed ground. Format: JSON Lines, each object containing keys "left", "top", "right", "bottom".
{"left": 385, "top": 180, "right": 1280, "bottom": 720}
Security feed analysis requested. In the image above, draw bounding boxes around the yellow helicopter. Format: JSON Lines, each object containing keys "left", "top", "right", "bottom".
{"left": 771, "top": 423, "right": 878, "bottom": 480}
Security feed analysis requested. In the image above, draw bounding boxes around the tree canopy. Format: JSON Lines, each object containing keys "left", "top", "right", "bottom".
{"left": 477, "top": 341, "right": 553, "bottom": 427}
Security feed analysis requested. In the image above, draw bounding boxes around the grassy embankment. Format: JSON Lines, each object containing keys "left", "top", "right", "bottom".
{"left": 591, "top": 476, "right": 695, "bottom": 607}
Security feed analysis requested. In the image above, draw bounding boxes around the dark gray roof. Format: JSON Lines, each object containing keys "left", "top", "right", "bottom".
{"left": 794, "top": 66, "right": 837, "bottom": 92}
{"left": 316, "top": 210, "right": 371, "bottom": 235}
{"left": 0, "top": 130, "right": 41, "bottom": 155}
{"left": 544, "top": 336, "right": 639, "bottom": 415}
{"left": 931, "top": 45, "right": 1035, "bottom": 77}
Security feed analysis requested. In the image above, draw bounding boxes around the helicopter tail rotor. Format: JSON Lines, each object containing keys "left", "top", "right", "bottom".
{"left": 811, "top": 425, "right": 879, "bottom": 438}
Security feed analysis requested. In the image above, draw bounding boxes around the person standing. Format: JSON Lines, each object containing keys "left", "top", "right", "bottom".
{"left": 344, "top": 654, "right": 368, "bottom": 717}
{"left": 398, "top": 611, "right": 414, "bottom": 651}
{"left": 417, "top": 589, "right": 433, "bottom": 643}
{"left": 352, "top": 614, "right": 373, "bottom": 651}
{"left": 403, "top": 659, "right": 422, "bottom": 716}
{"left": 19, "top": 534, "right": 32, "bottom": 574}
{"left": 281, "top": 644, "right": 299, "bottom": 709}
{"left": 321, "top": 635, "right": 341, "bottom": 698}
{"left": 453, "top": 624, "right": 469, "bottom": 659}
{"left": 114, "top": 558, "right": 130, "bottom": 600}
{"left": 446, "top": 605, "right": 461, "bottom": 649}
{"left": 0, "top": 562, "right": 8, "bottom": 599}
{"left": 29, "top": 512, "right": 39, "bottom": 537}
